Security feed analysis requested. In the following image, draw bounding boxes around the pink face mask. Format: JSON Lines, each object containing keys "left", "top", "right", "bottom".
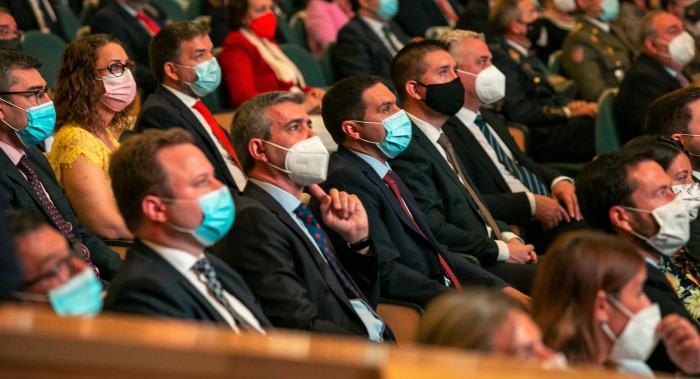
{"left": 98, "top": 69, "right": 137, "bottom": 112}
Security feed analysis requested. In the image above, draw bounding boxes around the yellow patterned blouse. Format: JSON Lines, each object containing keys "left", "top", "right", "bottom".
{"left": 48, "top": 124, "right": 119, "bottom": 186}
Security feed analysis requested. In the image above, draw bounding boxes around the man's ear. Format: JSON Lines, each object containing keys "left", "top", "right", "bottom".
{"left": 341, "top": 120, "right": 362, "bottom": 139}
{"left": 142, "top": 195, "right": 167, "bottom": 223}
{"left": 163, "top": 62, "right": 180, "bottom": 82}
{"left": 609, "top": 204, "right": 633, "bottom": 231}
{"left": 405, "top": 80, "right": 423, "bottom": 101}
{"left": 248, "top": 138, "right": 267, "bottom": 163}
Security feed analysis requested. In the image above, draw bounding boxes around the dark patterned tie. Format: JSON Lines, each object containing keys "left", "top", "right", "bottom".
{"left": 294, "top": 203, "right": 361, "bottom": 299}
{"left": 384, "top": 171, "right": 461, "bottom": 289}
{"left": 192, "top": 257, "right": 258, "bottom": 332}
{"left": 474, "top": 115, "right": 549, "bottom": 196}
{"left": 16, "top": 155, "right": 99, "bottom": 277}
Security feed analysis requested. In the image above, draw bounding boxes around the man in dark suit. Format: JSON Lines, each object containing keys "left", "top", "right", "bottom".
{"left": 441, "top": 29, "right": 585, "bottom": 251}
{"left": 104, "top": 128, "right": 270, "bottom": 332}
{"left": 136, "top": 22, "right": 245, "bottom": 193}
{"left": 489, "top": 0, "right": 597, "bottom": 163}
{"left": 0, "top": 50, "right": 122, "bottom": 282}
{"left": 577, "top": 148, "right": 700, "bottom": 373}
{"left": 91, "top": 0, "right": 167, "bottom": 96}
{"left": 389, "top": 40, "right": 538, "bottom": 294}
{"left": 333, "top": 0, "right": 411, "bottom": 82}
{"left": 214, "top": 91, "right": 394, "bottom": 341}
{"left": 0, "top": 0, "right": 68, "bottom": 41}
{"left": 315, "top": 75, "right": 517, "bottom": 308}
{"left": 394, "top": 0, "right": 461, "bottom": 38}
{"left": 615, "top": 11, "right": 692, "bottom": 144}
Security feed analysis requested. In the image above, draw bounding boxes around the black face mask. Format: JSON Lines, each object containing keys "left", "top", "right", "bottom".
{"left": 686, "top": 0, "right": 700, "bottom": 23}
{"left": 0, "top": 38, "right": 22, "bottom": 51}
{"left": 524, "top": 17, "right": 544, "bottom": 45}
{"left": 416, "top": 77, "right": 465, "bottom": 116}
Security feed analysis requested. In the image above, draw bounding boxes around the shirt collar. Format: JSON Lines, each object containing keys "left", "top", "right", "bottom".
{"left": 0, "top": 139, "right": 24, "bottom": 165}
{"left": 249, "top": 178, "right": 301, "bottom": 214}
{"left": 407, "top": 112, "right": 443, "bottom": 144}
{"left": 504, "top": 39, "right": 529, "bottom": 56}
{"left": 348, "top": 149, "right": 391, "bottom": 178}
{"left": 584, "top": 16, "right": 610, "bottom": 33}
{"left": 359, "top": 14, "right": 388, "bottom": 35}
{"left": 663, "top": 65, "right": 679, "bottom": 78}
{"left": 141, "top": 239, "right": 203, "bottom": 274}
{"left": 163, "top": 84, "right": 198, "bottom": 106}
{"left": 119, "top": 2, "right": 137, "bottom": 16}
{"left": 455, "top": 107, "right": 478, "bottom": 127}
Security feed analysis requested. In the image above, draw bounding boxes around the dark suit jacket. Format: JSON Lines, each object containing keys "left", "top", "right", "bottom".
{"left": 104, "top": 239, "right": 271, "bottom": 328}
{"left": 644, "top": 262, "right": 700, "bottom": 373}
{"left": 314, "top": 147, "right": 507, "bottom": 307}
{"left": 0, "top": 0, "right": 68, "bottom": 41}
{"left": 443, "top": 109, "right": 561, "bottom": 225}
{"left": 333, "top": 17, "right": 410, "bottom": 81}
{"left": 0, "top": 146, "right": 123, "bottom": 281}
{"left": 90, "top": 2, "right": 166, "bottom": 96}
{"left": 389, "top": 122, "right": 512, "bottom": 265}
{"left": 615, "top": 53, "right": 685, "bottom": 144}
{"left": 686, "top": 175, "right": 700, "bottom": 262}
{"left": 213, "top": 182, "right": 393, "bottom": 340}
{"left": 394, "top": 0, "right": 461, "bottom": 38}
{"left": 135, "top": 85, "right": 239, "bottom": 192}
{"left": 489, "top": 37, "right": 572, "bottom": 127}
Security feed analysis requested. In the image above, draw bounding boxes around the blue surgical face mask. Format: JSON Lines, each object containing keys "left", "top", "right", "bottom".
{"left": 353, "top": 109, "right": 412, "bottom": 158}
{"left": 0, "top": 99, "right": 56, "bottom": 146}
{"left": 48, "top": 268, "right": 103, "bottom": 317}
{"left": 599, "top": 0, "right": 619, "bottom": 22}
{"left": 164, "top": 186, "right": 235, "bottom": 246}
{"left": 176, "top": 57, "right": 222, "bottom": 97}
{"left": 377, "top": 0, "right": 398, "bottom": 20}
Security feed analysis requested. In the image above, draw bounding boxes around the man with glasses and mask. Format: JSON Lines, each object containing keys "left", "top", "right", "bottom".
{"left": 136, "top": 22, "right": 246, "bottom": 193}
{"left": 8, "top": 210, "right": 102, "bottom": 316}
{"left": 0, "top": 8, "right": 22, "bottom": 51}
{"left": 489, "top": 0, "right": 597, "bottom": 163}
{"left": 0, "top": 50, "right": 122, "bottom": 284}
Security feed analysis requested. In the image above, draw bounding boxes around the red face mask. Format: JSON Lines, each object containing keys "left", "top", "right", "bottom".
{"left": 250, "top": 11, "right": 277, "bottom": 39}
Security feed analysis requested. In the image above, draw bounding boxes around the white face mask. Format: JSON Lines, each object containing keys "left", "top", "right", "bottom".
{"left": 659, "top": 32, "right": 696, "bottom": 67}
{"left": 672, "top": 183, "right": 700, "bottom": 221}
{"left": 623, "top": 196, "right": 690, "bottom": 256}
{"left": 457, "top": 65, "right": 506, "bottom": 105}
{"left": 263, "top": 136, "right": 329, "bottom": 186}
{"left": 553, "top": 0, "right": 576, "bottom": 13}
{"left": 601, "top": 295, "right": 660, "bottom": 362}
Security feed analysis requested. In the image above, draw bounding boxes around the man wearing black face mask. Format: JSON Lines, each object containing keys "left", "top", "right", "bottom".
{"left": 489, "top": 0, "right": 597, "bottom": 163}
{"left": 0, "top": 9, "right": 22, "bottom": 51}
{"left": 389, "top": 40, "right": 539, "bottom": 297}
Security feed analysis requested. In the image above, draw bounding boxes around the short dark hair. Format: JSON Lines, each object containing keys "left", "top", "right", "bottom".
{"left": 149, "top": 22, "right": 210, "bottom": 84}
{"left": 623, "top": 134, "right": 688, "bottom": 171}
{"left": 0, "top": 50, "right": 41, "bottom": 93}
{"left": 576, "top": 149, "right": 654, "bottom": 233}
{"left": 109, "top": 129, "right": 193, "bottom": 231}
{"left": 391, "top": 40, "right": 450, "bottom": 102}
{"left": 231, "top": 91, "right": 304, "bottom": 173}
{"left": 490, "top": 0, "right": 521, "bottom": 37}
{"left": 7, "top": 210, "right": 53, "bottom": 238}
{"left": 645, "top": 86, "right": 700, "bottom": 136}
{"left": 322, "top": 75, "right": 385, "bottom": 145}
{"left": 348, "top": 0, "right": 361, "bottom": 11}
{"left": 228, "top": 0, "right": 249, "bottom": 30}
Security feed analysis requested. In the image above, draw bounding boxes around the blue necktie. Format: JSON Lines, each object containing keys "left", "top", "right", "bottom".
{"left": 294, "top": 204, "right": 361, "bottom": 299}
{"left": 474, "top": 115, "right": 549, "bottom": 196}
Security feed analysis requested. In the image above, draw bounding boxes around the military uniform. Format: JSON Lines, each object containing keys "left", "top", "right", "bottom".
{"left": 489, "top": 38, "right": 595, "bottom": 163}
{"left": 562, "top": 16, "right": 635, "bottom": 102}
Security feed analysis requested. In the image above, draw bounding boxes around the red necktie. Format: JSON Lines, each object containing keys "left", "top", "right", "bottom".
{"left": 437, "top": 0, "right": 458, "bottom": 23}
{"left": 383, "top": 171, "right": 461, "bottom": 290}
{"left": 135, "top": 12, "right": 161, "bottom": 35}
{"left": 193, "top": 100, "right": 242, "bottom": 168}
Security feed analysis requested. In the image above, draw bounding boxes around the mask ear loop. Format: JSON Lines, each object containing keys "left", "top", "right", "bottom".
{"left": 261, "top": 139, "right": 294, "bottom": 174}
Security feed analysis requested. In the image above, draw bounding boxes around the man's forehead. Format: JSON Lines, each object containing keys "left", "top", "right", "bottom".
{"left": 8, "top": 68, "right": 45, "bottom": 89}
{"left": 629, "top": 160, "right": 669, "bottom": 188}
{"left": 267, "top": 101, "right": 307, "bottom": 122}
{"left": 363, "top": 82, "right": 395, "bottom": 103}
{"left": 654, "top": 13, "right": 682, "bottom": 31}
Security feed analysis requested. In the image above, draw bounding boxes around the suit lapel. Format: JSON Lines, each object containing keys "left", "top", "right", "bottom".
{"left": 356, "top": 18, "right": 394, "bottom": 62}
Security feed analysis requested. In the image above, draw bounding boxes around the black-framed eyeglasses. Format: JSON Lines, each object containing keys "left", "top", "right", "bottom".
{"left": 22, "top": 243, "right": 85, "bottom": 289}
{"left": 0, "top": 87, "right": 50, "bottom": 106}
{"left": 0, "top": 26, "right": 23, "bottom": 40}
{"left": 96, "top": 60, "right": 136, "bottom": 77}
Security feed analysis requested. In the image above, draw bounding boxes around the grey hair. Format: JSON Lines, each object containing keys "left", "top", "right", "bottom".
{"left": 230, "top": 91, "right": 305, "bottom": 173}
{"left": 490, "top": 0, "right": 523, "bottom": 37}
{"left": 0, "top": 50, "right": 41, "bottom": 93}
{"left": 639, "top": 10, "right": 665, "bottom": 50}
{"left": 440, "top": 29, "right": 486, "bottom": 59}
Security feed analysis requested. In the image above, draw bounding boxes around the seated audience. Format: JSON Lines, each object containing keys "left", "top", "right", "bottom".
{"left": 333, "top": 0, "right": 411, "bottom": 82}
{"left": 8, "top": 210, "right": 102, "bottom": 316}
{"left": 441, "top": 29, "right": 586, "bottom": 252}
{"left": 389, "top": 40, "right": 538, "bottom": 296}
{"left": 615, "top": 11, "right": 693, "bottom": 144}
{"left": 576, "top": 148, "right": 700, "bottom": 372}
{"left": 0, "top": 8, "right": 22, "bottom": 51}
{"left": 90, "top": 0, "right": 167, "bottom": 97}
{"left": 537, "top": 0, "right": 577, "bottom": 64}
{"left": 662, "top": 0, "right": 700, "bottom": 76}
{"left": 49, "top": 34, "right": 136, "bottom": 240}
{"left": 417, "top": 289, "right": 557, "bottom": 364}
{"left": 214, "top": 91, "right": 395, "bottom": 341}
{"left": 316, "top": 75, "right": 519, "bottom": 308}
{"left": 394, "top": 0, "right": 460, "bottom": 38}
{"left": 218, "top": 0, "right": 325, "bottom": 111}
{"left": 489, "top": 0, "right": 597, "bottom": 163}
{"left": 0, "top": 50, "right": 122, "bottom": 281}
{"left": 136, "top": 22, "right": 246, "bottom": 192}
{"left": 532, "top": 231, "right": 700, "bottom": 376}
{"left": 0, "top": 0, "right": 67, "bottom": 40}
{"left": 561, "top": 0, "right": 635, "bottom": 101}
{"left": 105, "top": 128, "right": 271, "bottom": 332}
{"left": 304, "top": 0, "right": 353, "bottom": 58}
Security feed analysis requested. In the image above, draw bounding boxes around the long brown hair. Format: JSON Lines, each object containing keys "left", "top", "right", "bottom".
{"left": 54, "top": 34, "right": 134, "bottom": 134}
{"left": 531, "top": 231, "right": 644, "bottom": 366}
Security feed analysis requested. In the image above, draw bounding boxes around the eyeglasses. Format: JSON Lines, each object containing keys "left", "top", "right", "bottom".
{"left": 0, "top": 87, "right": 50, "bottom": 106}
{"left": 22, "top": 243, "right": 85, "bottom": 289}
{"left": 0, "top": 25, "right": 23, "bottom": 40}
{"left": 96, "top": 60, "right": 136, "bottom": 77}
